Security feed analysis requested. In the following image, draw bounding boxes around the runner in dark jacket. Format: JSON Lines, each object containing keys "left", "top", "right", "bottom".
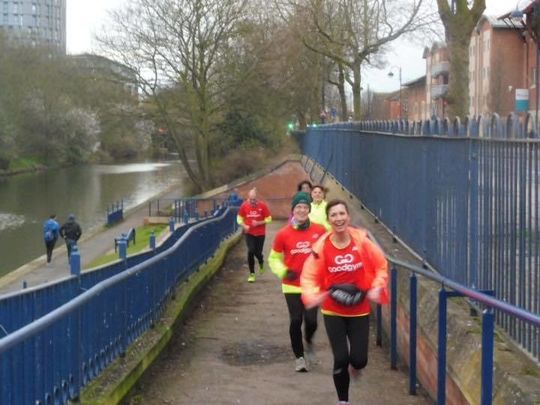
{"left": 60, "top": 214, "right": 82, "bottom": 260}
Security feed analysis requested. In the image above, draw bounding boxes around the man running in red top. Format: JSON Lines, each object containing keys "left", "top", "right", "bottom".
{"left": 269, "top": 192, "right": 326, "bottom": 372}
{"left": 237, "top": 188, "right": 272, "bottom": 282}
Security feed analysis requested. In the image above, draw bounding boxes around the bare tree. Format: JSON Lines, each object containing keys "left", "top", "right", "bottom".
{"left": 279, "top": 0, "right": 437, "bottom": 120}
{"left": 98, "top": 0, "right": 248, "bottom": 192}
{"left": 436, "top": 0, "right": 485, "bottom": 118}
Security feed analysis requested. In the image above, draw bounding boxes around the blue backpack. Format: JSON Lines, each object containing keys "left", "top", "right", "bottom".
{"left": 44, "top": 229, "right": 54, "bottom": 242}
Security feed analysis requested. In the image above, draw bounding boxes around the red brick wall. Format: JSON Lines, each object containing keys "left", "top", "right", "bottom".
{"left": 406, "top": 82, "right": 427, "bottom": 121}
{"left": 213, "top": 161, "right": 308, "bottom": 219}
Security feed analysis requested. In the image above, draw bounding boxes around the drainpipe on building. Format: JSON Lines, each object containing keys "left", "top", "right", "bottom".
{"left": 536, "top": 41, "right": 540, "bottom": 136}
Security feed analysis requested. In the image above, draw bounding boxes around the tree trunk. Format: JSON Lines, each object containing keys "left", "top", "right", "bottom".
{"left": 446, "top": 34, "right": 471, "bottom": 118}
{"left": 437, "top": 0, "right": 485, "bottom": 119}
{"left": 338, "top": 65, "right": 348, "bottom": 121}
{"left": 352, "top": 63, "right": 362, "bottom": 120}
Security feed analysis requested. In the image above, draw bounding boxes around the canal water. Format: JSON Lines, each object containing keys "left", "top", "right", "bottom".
{"left": 0, "top": 161, "right": 186, "bottom": 276}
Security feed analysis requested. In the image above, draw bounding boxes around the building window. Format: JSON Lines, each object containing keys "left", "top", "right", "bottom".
{"left": 531, "top": 67, "right": 537, "bottom": 87}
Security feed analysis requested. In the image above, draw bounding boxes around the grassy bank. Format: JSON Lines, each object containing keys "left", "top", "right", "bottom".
{"left": 87, "top": 224, "right": 168, "bottom": 268}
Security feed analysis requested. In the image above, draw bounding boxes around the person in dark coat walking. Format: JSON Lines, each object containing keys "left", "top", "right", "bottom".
{"left": 60, "top": 214, "right": 82, "bottom": 259}
{"left": 43, "top": 214, "right": 60, "bottom": 263}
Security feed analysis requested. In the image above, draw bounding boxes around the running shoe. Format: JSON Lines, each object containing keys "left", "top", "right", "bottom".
{"left": 295, "top": 356, "right": 308, "bottom": 372}
{"left": 247, "top": 273, "right": 256, "bottom": 283}
{"left": 258, "top": 262, "right": 265, "bottom": 275}
{"left": 304, "top": 341, "right": 315, "bottom": 362}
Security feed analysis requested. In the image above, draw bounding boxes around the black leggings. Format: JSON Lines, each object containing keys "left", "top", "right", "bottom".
{"left": 45, "top": 239, "right": 57, "bottom": 263}
{"left": 324, "top": 315, "right": 370, "bottom": 402}
{"left": 284, "top": 293, "right": 318, "bottom": 358}
{"left": 245, "top": 234, "right": 265, "bottom": 273}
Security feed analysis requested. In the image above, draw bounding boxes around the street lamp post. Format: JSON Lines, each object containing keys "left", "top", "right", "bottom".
{"left": 388, "top": 66, "right": 402, "bottom": 120}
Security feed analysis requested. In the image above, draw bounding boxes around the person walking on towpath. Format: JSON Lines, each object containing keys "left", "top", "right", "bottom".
{"left": 301, "top": 199, "right": 389, "bottom": 405}
{"left": 60, "top": 214, "right": 82, "bottom": 261}
{"left": 43, "top": 214, "right": 60, "bottom": 264}
{"left": 236, "top": 188, "right": 272, "bottom": 282}
{"left": 269, "top": 192, "right": 326, "bottom": 372}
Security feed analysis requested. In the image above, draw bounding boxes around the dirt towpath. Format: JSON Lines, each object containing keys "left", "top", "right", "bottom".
{"left": 123, "top": 220, "right": 431, "bottom": 405}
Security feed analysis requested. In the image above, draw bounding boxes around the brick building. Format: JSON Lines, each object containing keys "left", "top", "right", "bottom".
{"left": 424, "top": 42, "right": 449, "bottom": 119}
{"left": 404, "top": 76, "right": 427, "bottom": 121}
{"left": 469, "top": 15, "right": 529, "bottom": 117}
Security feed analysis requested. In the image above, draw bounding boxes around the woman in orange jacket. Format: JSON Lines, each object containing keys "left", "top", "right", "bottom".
{"left": 301, "top": 199, "right": 388, "bottom": 405}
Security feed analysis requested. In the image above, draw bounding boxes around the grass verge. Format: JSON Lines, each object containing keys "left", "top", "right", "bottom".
{"left": 87, "top": 224, "right": 168, "bottom": 268}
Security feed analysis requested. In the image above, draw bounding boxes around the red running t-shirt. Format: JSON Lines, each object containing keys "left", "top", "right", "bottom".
{"left": 320, "top": 238, "right": 371, "bottom": 316}
{"left": 272, "top": 223, "right": 326, "bottom": 287}
{"left": 237, "top": 200, "right": 271, "bottom": 236}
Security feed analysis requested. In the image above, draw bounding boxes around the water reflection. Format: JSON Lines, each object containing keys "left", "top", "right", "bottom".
{"left": 0, "top": 212, "right": 25, "bottom": 232}
{"left": 93, "top": 162, "right": 171, "bottom": 174}
{"left": 0, "top": 161, "right": 186, "bottom": 276}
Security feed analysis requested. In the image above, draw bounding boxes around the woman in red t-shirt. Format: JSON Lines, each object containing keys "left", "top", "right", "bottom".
{"left": 269, "top": 192, "right": 326, "bottom": 373}
{"left": 301, "top": 199, "right": 388, "bottom": 405}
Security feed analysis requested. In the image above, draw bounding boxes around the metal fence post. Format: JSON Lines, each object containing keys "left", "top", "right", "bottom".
{"left": 149, "top": 231, "right": 156, "bottom": 251}
{"left": 438, "top": 288, "right": 448, "bottom": 405}
{"left": 481, "top": 309, "right": 495, "bottom": 405}
{"left": 409, "top": 273, "right": 417, "bottom": 395}
{"left": 390, "top": 266, "right": 398, "bottom": 370}
{"left": 70, "top": 246, "right": 81, "bottom": 276}
{"left": 118, "top": 237, "right": 127, "bottom": 262}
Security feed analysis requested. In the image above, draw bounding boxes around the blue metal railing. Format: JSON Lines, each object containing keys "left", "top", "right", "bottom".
{"left": 0, "top": 207, "right": 238, "bottom": 404}
{"left": 106, "top": 200, "right": 124, "bottom": 226}
{"left": 296, "top": 113, "right": 540, "bottom": 361}
{"left": 381, "top": 257, "right": 540, "bottom": 405}
{"left": 148, "top": 197, "right": 228, "bottom": 222}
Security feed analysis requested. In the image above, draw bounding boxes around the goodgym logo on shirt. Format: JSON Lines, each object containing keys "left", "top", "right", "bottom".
{"left": 247, "top": 209, "right": 262, "bottom": 218}
{"left": 291, "top": 241, "right": 312, "bottom": 255}
{"left": 329, "top": 254, "right": 363, "bottom": 273}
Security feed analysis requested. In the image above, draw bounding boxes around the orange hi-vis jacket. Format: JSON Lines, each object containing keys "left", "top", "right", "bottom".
{"left": 301, "top": 227, "right": 389, "bottom": 316}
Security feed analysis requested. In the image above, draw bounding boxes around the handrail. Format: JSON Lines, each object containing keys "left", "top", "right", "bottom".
{"left": 384, "top": 255, "right": 539, "bottom": 405}
{"left": 0, "top": 207, "right": 233, "bottom": 355}
{"left": 388, "top": 256, "right": 540, "bottom": 326}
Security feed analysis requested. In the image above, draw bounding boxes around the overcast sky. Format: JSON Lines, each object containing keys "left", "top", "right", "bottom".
{"left": 66, "top": 0, "right": 525, "bottom": 92}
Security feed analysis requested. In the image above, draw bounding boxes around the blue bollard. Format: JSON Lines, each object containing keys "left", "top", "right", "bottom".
{"left": 70, "top": 245, "right": 81, "bottom": 276}
{"left": 169, "top": 218, "right": 175, "bottom": 232}
{"left": 118, "top": 237, "right": 127, "bottom": 260}
{"left": 149, "top": 231, "right": 156, "bottom": 250}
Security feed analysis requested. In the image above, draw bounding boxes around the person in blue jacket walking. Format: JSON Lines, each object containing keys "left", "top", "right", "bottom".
{"left": 43, "top": 214, "right": 60, "bottom": 263}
